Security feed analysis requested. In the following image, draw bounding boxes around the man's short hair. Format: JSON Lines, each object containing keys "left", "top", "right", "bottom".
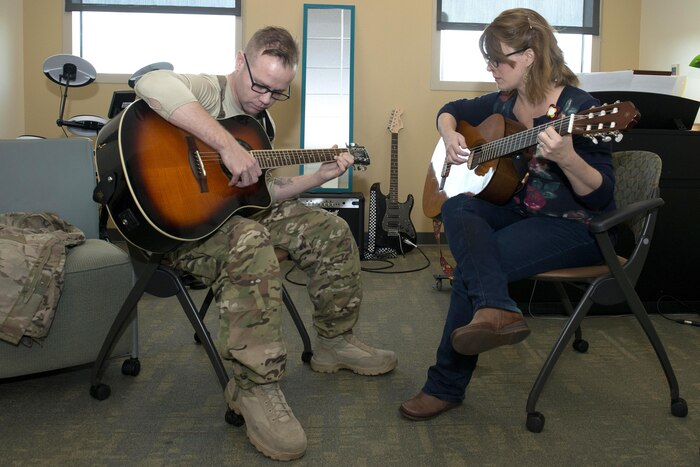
{"left": 246, "top": 26, "right": 299, "bottom": 68}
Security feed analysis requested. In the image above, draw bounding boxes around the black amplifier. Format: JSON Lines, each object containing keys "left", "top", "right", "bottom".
{"left": 299, "top": 192, "right": 364, "bottom": 252}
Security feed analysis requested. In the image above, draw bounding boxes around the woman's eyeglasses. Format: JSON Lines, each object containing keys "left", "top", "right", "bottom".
{"left": 485, "top": 47, "right": 528, "bottom": 68}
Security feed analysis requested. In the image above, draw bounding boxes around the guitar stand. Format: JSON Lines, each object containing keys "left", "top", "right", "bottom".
{"left": 89, "top": 248, "right": 313, "bottom": 411}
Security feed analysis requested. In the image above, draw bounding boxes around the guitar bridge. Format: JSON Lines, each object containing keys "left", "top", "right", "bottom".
{"left": 186, "top": 136, "right": 209, "bottom": 193}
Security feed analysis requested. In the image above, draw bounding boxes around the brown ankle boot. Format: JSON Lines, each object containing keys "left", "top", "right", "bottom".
{"left": 450, "top": 307, "right": 530, "bottom": 356}
{"left": 399, "top": 392, "right": 460, "bottom": 421}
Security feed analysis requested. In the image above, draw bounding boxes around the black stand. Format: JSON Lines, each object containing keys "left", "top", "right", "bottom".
{"left": 89, "top": 247, "right": 312, "bottom": 402}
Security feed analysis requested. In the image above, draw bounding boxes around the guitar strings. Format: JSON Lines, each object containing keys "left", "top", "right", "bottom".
{"left": 470, "top": 111, "right": 611, "bottom": 164}
{"left": 188, "top": 148, "right": 355, "bottom": 169}
{"left": 472, "top": 117, "right": 566, "bottom": 162}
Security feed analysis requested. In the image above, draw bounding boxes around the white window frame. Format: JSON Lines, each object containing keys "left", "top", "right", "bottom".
{"left": 430, "top": 1, "right": 601, "bottom": 92}
{"left": 62, "top": 10, "right": 242, "bottom": 84}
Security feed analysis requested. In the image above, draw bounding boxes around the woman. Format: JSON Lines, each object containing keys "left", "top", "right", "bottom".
{"left": 400, "top": 8, "right": 615, "bottom": 421}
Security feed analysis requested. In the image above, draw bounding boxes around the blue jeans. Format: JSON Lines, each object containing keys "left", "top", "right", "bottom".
{"left": 422, "top": 194, "right": 604, "bottom": 402}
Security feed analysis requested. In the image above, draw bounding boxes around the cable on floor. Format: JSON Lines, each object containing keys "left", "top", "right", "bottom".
{"left": 282, "top": 245, "right": 432, "bottom": 287}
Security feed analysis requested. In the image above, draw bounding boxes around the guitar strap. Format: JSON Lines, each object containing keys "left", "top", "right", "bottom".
{"left": 433, "top": 219, "right": 454, "bottom": 280}
{"left": 216, "top": 75, "right": 227, "bottom": 119}
{"left": 216, "top": 75, "right": 275, "bottom": 142}
{"left": 364, "top": 189, "right": 378, "bottom": 254}
{"left": 94, "top": 172, "right": 117, "bottom": 242}
{"left": 362, "top": 187, "right": 397, "bottom": 260}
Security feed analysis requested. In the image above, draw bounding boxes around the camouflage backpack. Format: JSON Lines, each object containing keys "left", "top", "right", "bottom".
{"left": 0, "top": 212, "right": 85, "bottom": 345}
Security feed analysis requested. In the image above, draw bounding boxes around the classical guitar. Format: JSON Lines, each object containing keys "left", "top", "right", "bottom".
{"left": 370, "top": 108, "right": 417, "bottom": 254}
{"left": 94, "top": 99, "right": 370, "bottom": 253}
{"left": 422, "top": 101, "right": 640, "bottom": 219}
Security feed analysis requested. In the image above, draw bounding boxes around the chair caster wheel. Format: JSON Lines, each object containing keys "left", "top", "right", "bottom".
{"left": 301, "top": 351, "right": 313, "bottom": 363}
{"left": 526, "top": 411, "right": 545, "bottom": 433}
{"left": 671, "top": 397, "right": 688, "bottom": 417}
{"left": 90, "top": 383, "right": 111, "bottom": 401}
{"left": 572, "top": 338, "right": 589, "bottom": 353}
{"left": 225, "top": 409, "right": 245, "bottom": 426}
{"left": 121, "top": 358, "right": 141, "bottom": 376}
{"left": 435, "top": 279, "right": 443, "bottom": 291}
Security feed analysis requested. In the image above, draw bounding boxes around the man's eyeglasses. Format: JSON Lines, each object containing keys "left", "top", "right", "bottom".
{"left": 243, "top": 53, "right": 291, "bottom": 101}
{"left": 485, "top": 47, "right": 528, "bottom": 68}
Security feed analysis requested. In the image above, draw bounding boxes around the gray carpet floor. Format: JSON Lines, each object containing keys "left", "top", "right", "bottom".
{"left": 1, "top": 246, "right": 699, "bottom": 466}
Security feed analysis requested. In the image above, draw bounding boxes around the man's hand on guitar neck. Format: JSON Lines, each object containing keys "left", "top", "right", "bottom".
{"left": 315, "top": 146, "right": 353, "bottom": 182}
{"left": 271, "top": 147, "right": 353, "bottom": 201}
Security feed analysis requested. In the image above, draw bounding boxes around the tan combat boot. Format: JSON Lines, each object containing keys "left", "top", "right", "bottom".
{"left": 310, "top": 331, "right": 397, "bottom": 375}
{"left": 225, "top": 379, "right": 307, "bottom": 461}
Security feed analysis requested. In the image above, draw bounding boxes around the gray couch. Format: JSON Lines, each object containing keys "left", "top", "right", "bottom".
{"left": 0, "top": 137, "right": 136, "bottom": 379}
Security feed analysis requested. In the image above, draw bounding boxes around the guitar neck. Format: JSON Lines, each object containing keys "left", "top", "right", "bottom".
{"left": 250, "top": 147, "right": 347, "bottom": 169}
{"left": 389, "top": 133, "right": 399, "bottom": 203}
{"left": 473, "top": 115, "right": 573, "bottom": 165}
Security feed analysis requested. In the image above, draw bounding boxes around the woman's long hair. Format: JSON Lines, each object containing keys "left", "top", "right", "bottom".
{"left": 479, "top": 8, "right": 579, "bottom": 104}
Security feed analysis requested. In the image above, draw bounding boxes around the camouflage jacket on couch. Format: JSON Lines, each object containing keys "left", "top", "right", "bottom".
{"left": 0, "top": 212, "right": 85, "bottom": 345}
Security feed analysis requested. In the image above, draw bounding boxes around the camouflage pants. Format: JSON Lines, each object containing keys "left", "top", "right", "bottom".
{"left": 167, "top": 199, "right": 361, "bottom": 387}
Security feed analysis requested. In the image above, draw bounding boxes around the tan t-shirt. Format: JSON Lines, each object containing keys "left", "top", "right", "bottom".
{"left": 135, "top": 69, "right": 276, "bottom": 129}
{"left": 134, "top": 69, "right": 279, "bottom": 198}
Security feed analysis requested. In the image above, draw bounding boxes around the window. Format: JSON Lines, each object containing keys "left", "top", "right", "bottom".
{"left": 65, "top": 0, "right": 241, "bottom": 80}
{"left": 300, "top": 5, "right": 355, "bottom": 192}
{"left": 433, "top": 0, "right": 599, "bottom": 90}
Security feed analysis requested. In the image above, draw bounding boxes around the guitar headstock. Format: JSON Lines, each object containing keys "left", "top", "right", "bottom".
{"left": 388, "top": 107, "right": 404, "bottom": 135}
{"left": 346, "top": 143, "right": 371, "bottom": 171}
{"left": 571, "top": 101, "right": 641, "bottom": 143}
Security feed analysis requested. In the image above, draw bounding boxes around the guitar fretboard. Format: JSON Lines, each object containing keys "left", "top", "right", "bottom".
{"left": 389, "top": 133, "right": 399, "bottom": 204}
{"left": 250, "top": 148, "right": 349, "bottom": 169}
{"left": 471, "top": 115, "right": 573, "bottom": 167}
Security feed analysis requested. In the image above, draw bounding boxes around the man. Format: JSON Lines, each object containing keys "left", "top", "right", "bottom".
{"left": 135, "top": 26, "right": 397, "bottom": 461}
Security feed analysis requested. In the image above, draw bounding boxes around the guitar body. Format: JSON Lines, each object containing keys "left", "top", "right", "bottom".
{"left": 366, "top": 108, "right": 417, "bottom": 255}
{"left": 422, "top": 101, "right": 641, "bottom": 220}
{"left": 96, "top": 100, "right": 371, "bottom": 253}
{"left": 371, "top": 182, "right": 417, "bottom": 253}
{"left": 423, "top": 114, "right": 530, "bottom": 219}
{"left": 95, "top": 99, "right": 276, "bottom": 253}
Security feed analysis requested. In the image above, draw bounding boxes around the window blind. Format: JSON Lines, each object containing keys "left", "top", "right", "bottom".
{"left": 437, "top": 0, "right": 599, "bottom": 35}
{"left": 65, "top": 0, "right": 240, "bottom": 15}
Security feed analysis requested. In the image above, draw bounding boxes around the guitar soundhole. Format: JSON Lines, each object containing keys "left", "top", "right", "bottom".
{"left": 237, "top": 138, "right": 253, "bottom": 152}
{"left": 218, "top": 138, "right": 253, "bottom": 180}
{"left": 219, "top": 161, "right": 232, "bottom": 179}
{"left": 218, "top": 138, "right": 257, "bottom": 180}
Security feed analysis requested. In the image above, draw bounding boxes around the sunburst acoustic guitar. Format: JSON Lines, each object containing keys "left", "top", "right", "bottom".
{"left": 94, "top": 99, "right": 370, "bottom": 253}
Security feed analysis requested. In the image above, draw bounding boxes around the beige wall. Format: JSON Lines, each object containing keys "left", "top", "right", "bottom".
{"left": 11, "top": 0, "right": 654, "bottom": 235}
{"left": 0, "top": 0, "right": 25, "bottom": 139}
{"left": 639, "top": 0, "right": 700, "bottom": 104}
{"left": 599, "top": 0, "right": 641, "bottom": 71}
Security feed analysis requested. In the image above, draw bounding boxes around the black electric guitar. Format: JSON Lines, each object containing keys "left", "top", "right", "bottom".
{"left": 370, "top": 108, "right": 417, "bottom": 254}
{"left": 94, "top": 99, "right": 370, "bottom": 253}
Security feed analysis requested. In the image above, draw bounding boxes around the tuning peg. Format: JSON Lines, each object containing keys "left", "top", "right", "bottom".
{"left": 614, "top": 133, "right": 624, "bottom": 143}
{"left": 602, "top": 135, "right": 612, "bottom": 142}
{"left": 588, "top": 135, "right": 599, "bottom": 144}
